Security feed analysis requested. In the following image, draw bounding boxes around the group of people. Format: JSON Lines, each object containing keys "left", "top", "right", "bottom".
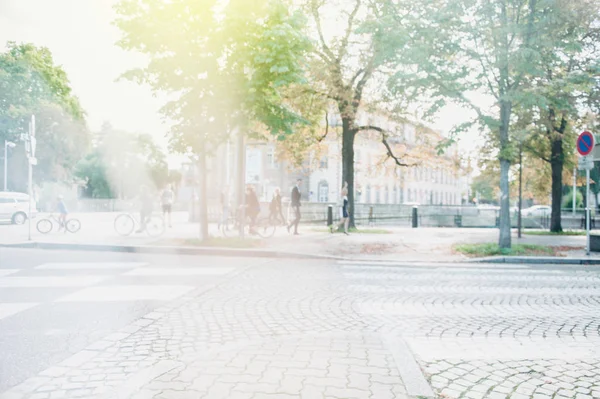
{"left": 54, "top": 179, "right": 350, "bottom": 236}
{"left": 219, "top": 178, "right": 350, "bottom": 236}
{"left": 219, "top": 179, "right": 303, "bottom": 235}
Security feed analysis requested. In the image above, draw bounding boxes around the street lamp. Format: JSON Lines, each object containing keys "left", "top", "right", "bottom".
{"left": 4, "top": 140, "right": 16, "bottom": 191}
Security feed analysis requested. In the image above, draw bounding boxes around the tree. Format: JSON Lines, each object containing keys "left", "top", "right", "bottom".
{"left": 76, "top": 125, "right": 168, "bottom": 199}
{"left": 518, "top": 0, "right": 600, "bottom": 232}
{"left": 388, "top": 0, "right": 569, "bottom": 248}
{"left": 472, "top": 173, "right": 498, "bottom": 204}
{"left": 297, "top": 0, "right": 422, "bottom": 227}
{"left": 0, "top": 42, "right": 88, "bottom": 191}
{"left": 114, "top": 0, "right": 311, "bottom": 239}
{"left": 74, "top": 150, "right": 112, "bottom": 198}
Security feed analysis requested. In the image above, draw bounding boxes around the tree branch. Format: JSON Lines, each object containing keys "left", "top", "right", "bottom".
{"left": 337, "top": 0, "right": 362, "bottom": 62}
{"left": 355, "top": 125, "right": 411, "bottom": 167}
{"left": 350, "top": 68, "right": 365, "bottom": 87}
{"left": 317, "top": 111, "right": 329, "bottom": 142}
{"left": 310, "top": 2, "right": 337, "bottom": 63}
{"left": 301, "top": 87, "right": 340, "bottom": 102}
{"left": 509, "top": 0, "right": 538, "bottom": 90}
{"left": 353, "top": 62, "right": 374, "bottom": 111}
{"left": 523, "top": 143, "right": 551, "bottom": 163}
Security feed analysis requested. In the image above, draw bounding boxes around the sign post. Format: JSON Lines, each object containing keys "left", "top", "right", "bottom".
{"left": 577, "top": 131, "right": 595, "bottom": 255}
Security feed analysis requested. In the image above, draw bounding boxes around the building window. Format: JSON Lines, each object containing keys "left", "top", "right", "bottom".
{"left": 375, "top": 188, "right": 381, "bottom": 204}
{"left": 385, "top": 186, "right": 390, "bottom": 204}
{"left": 393, "top": 186, "right": 397, "bottom": 204}
{"left": 318, "top": 181, "right": 329, "bottom": 203}
{"left": 319, "top": 156, "right": 328, "bottom": 169}
{"left": 266, "top": 147, "right": 278, "bottom": 169}
{"left": 366, "top": 185, "right": 371, "bottom": 203}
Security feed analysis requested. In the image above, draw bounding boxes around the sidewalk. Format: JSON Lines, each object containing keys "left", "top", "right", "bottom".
{"left": 0, "top": 212, "right": 592, "bottom": 262}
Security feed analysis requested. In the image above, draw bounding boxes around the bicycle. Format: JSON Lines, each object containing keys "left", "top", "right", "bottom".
{"left": 114, "top": 212, "right": 165, "bottom": 237}
{"left": 221, "top": 209, "right": 276, "bottom": 238}
{"left": 36, "top": 214, "right": 81, "bottom": 234}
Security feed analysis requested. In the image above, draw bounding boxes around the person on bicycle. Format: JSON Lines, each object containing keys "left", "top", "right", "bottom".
{"left": 268, "top": 188, "right": 285, "bottom": 225}
{"left": 136, "top": 185, "right": 153, "bottom": 233}
{"left": 57, "top": 195, "right": 68, "bottom": 231}
{"left": 245, "top": 185, "right": 260, "bottom": 234}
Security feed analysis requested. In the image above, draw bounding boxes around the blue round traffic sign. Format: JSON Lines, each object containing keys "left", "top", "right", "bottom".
{"left": 577, "top": 131, "right": 595, "bottom": 156}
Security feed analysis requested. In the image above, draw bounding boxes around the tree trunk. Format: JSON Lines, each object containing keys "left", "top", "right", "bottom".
{"left": 197, "top": 148, "right": 209, "bottom": 241}
{"left": 341, "top": 117, "right": 356, "bottom": 228}
{"left": 550, "top": 136, "right": 563, "bottom": 232}
{"left": 498, "top": 100, "right": 512, "bottom": 249}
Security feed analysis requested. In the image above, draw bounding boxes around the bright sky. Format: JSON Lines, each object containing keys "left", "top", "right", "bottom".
{"left": 0, "top": 0, "right": 482, "bottom": 161}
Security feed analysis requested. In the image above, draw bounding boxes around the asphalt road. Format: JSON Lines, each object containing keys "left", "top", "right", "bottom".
{"left": 0, "top": 248, "right": 263, "bottom": 392}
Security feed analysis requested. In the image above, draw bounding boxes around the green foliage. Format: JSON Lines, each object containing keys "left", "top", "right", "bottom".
{"left": 387, "top": 0, "right": 599, "bottom": 248}
{"left": 75, "top": 125, "right": 168, "bottom": 198}
{"left": 74, "top": 150, "right": 112, "bottom": 198}
{"left": 114, "top": 0, "right": 311, "bottom": 155}
{"left": 562, "top": 189, "right": 583, "bottom": 210}
{"left": 0, "top": 42, "right": 84, "bottom": 136}
{"left": 524, "top": 230, "right": 585, "bottom": 236}
{"left": 0, "top": 42, "right": 90, "bottom": 192}
{"left": 471, "top": 173, "right": 498, "bottom": 204}
{"left": 454, "top": 243, "right": 556, "bottom": 257}
{"left": 590, "top": 162, "right": 600, "bottom": 196}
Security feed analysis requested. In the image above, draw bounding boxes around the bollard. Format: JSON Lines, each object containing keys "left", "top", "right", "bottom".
{"left": 327, "top": 205, "right": 333, "bottom": 226}
{"left": 454, "top": 215, "right": 462, "bottom": 227}
{"left": 412, "top": 206, "right": 418, "bottom": 228}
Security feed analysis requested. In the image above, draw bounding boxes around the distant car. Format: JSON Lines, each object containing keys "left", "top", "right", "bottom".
{"left": 0, "top": 191, "right": 37, "bottom": 224}
{"left": 477, "top": 204, "right": 500, "bottom": 211}
{"left": 402, "top": 202, "right": 421, "bottom": 207}
{"left": 521, "top": 205, "right": 551, "bottom": 217}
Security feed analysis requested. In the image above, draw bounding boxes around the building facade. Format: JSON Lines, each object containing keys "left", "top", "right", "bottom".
{"left": 182, "top": 114, "right": 466, "bottom": 206}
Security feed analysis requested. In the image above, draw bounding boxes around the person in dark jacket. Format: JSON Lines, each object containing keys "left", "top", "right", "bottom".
{"left": 287, "top": 179, "right": 302, "bottom": 235}
{"left": 268, "top": 188, "right": 285, "bottom": 225}
{"left": 245, "top": 185, "right": 260, "bottom": 234}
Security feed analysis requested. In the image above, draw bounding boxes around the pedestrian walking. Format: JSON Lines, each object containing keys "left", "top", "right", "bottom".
{"left": 331, "top": 182, "right": 350, "bottom": 235}
{"left": 268, "top": 188, "right": 286, "bottom": 225}
{"left": 161, "top": 184, "right": 175, "bottom": 228}
{"left": 219, "top": 186, "right": 231, "bottom": 230}
{"left": 287, "top": 179, "right": 302, "bottom": 235}
{"left": 245, "top": 185, "right": 260, "bottom": 234}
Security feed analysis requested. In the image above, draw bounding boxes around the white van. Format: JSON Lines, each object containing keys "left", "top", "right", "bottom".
{"left": 0, "top": 192, "right": 37, "bottom": 224}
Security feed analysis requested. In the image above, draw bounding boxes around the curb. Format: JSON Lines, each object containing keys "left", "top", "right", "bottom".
{"left": 469, "top": 256, "right": 600, "bottom": 265}
{"left": 0, "top": 241, "right": 343, "bottom": 261}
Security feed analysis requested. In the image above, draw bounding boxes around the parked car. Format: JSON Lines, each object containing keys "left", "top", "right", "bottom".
{"left": 521, "top": 205, "right": 551, "bottom": 217}
{"left": 0, "top": 191, "right": 38, "bottom": 224}
{"left": 477, "top": 204, "right": 500, "bottom": 211}
{"left": 402, "top": 202, "right": 421, "bottom": 207}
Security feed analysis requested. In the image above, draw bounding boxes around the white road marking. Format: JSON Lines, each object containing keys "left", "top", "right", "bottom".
{"left": 123, "top": 267, "right": 235, "bottom": 276}
{"left": 0, "top": 303, "right": 38, "bottom": 321}
{"left": 0, "top": 276, "right": 107, "bottom": 287}
{"left": 56, "top": 285, "right": 195, "bottom": 302}
{"left": 0, "top": 269, "right": 19, "bottom": 277}
{"left": 36, "top": 262, "right": 148, "bottom": 270}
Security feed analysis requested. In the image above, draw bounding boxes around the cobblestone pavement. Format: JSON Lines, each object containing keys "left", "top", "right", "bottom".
{"left": 1, "top": 259, "right": 600, "bottom": 398}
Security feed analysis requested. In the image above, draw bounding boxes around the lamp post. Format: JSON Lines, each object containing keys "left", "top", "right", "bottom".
{"left": 4, "top": 140, "right": 16, "bottom": 191}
